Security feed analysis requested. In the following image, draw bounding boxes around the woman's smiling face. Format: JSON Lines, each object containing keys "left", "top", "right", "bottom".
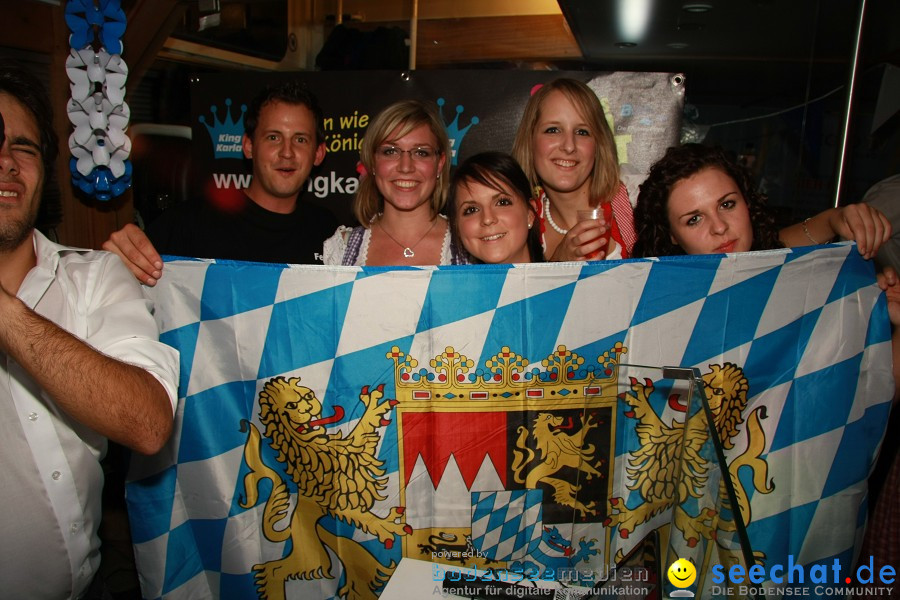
{"left": 531, "top": 90, "right": 597, "bottom": 199}
{"left": 373, "top": 123, "right": 444, "bottom": 214}
{"left": 455, "top": 178, "right": 535, "bottom": 264}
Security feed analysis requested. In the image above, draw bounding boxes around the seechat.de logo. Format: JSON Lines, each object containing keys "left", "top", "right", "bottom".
{"left": 667, "top": 558, "right": 697, "bottom": 598}
{"left": 709, "top": 555, "right": 896, "bottom": 597}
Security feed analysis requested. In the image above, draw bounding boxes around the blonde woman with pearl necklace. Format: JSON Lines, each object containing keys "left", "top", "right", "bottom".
{"left": 512, "top": 78, "right": 636, "bottom": 262}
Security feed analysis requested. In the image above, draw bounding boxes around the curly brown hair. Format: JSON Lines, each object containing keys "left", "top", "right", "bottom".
{"left": 632, "top": 144, "right": 783, "bottom": 257}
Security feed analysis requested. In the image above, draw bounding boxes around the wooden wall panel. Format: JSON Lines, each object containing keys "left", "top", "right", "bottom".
{"left": 415, "top": 15, "right": 580, "bottom": 67}
{"left": 0, "top": 0, "right": 54, "bottom": 54}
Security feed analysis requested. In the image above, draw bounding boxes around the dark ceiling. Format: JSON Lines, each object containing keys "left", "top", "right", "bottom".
{"left": 557, "top": 0, "right": 900, "bottom": 106}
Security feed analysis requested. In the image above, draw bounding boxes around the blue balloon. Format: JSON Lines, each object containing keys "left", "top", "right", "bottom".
{"left": 69, "top": 158, "right": 132, "bottom": 201}
{"left": 66, "top": 0, "right": 126, "bottom": 54}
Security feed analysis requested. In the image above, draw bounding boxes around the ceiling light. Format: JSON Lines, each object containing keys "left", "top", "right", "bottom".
{"left": 616, "top": 0, "right": 653, "bottom": 42}
{"left": 682, "top": 3, "right": 713, "bottom": 12}
{"left": 615, "top": 42, "right": 638, "bottom": 48}
{"left": 667, "top": 42, "right": 689, "bottom": 49}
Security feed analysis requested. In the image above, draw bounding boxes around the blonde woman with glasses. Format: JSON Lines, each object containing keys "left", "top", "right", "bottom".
{"left": 324, "top": 100, "right": 468, "bottom": 265}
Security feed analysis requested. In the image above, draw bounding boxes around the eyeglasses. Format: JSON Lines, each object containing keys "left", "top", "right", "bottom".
{"left": 376, "top": 145, "right": 439, "bottom": 161}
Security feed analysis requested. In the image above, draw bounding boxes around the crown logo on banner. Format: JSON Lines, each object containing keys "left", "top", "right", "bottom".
{"left": 436, "top": 98, "right": 480, "bottom": 165}
{"left": 387, "top": 343, "right": 627, "bottom": 403}
{"left": 199, "top": 98, "right": 247, "bottom": 159}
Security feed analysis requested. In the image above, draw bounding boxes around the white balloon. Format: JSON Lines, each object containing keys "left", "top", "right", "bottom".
{"left": 88, "top": 108, "right": 109, "bottom": 132}
{"left": 66, "top": 34, "right": 132, "bottom": 192}
{"left": 106, "top": 127, "right": 129, "bottom": 150}
{"left": 108, "top": 142, "right": 130, "bottom": 177}
{"left": 66, "top": 50, "right": 92, "bottom": 104}
{"left": 69, "top": 138, "right": 96, "bottom": 176}
{"left": 92, "top": 141, "right": 111, "bottom": 166}
{"left": 105, "top": 73, "right": 127, "bottom": 106}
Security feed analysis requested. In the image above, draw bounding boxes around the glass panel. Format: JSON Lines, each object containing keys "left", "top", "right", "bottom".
{"left": 570, "top": 364, "right": 754, "bottom": 600}
{"left": 660, "top": 367, "right": 756, "bottom": 600}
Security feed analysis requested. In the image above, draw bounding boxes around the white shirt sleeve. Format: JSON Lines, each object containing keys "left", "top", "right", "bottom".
{"left": 59, "top": 251, "right": 180, "bottom": 415}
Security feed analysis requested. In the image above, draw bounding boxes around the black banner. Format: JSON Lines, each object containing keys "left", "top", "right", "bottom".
{"left": 191, "top": 70, "right": 684, "bottom": 224}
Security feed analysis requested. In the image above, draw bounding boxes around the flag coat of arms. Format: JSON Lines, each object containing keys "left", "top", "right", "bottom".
{"left": 126, "top": 244, "right": 892, "bottom": 600}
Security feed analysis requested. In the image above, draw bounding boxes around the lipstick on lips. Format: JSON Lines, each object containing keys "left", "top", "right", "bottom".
{"left": 716, "top": 240, "right": 737, "bottom": 253}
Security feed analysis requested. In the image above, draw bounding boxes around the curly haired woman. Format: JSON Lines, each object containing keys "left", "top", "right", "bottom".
{"left": 632, "top": 144, "right": 889, "bottom": 258}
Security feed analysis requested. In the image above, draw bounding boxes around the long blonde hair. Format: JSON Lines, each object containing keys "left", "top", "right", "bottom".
{"left": 356, "top": 100, "right": 451, "bottom": 225}
{"left": 511, "top": 78, "right": 620, "bottom": 203}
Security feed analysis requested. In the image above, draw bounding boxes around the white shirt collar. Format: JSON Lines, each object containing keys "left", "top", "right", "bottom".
{"left": 18, "top": 230, "right": 88, "bottom": 309}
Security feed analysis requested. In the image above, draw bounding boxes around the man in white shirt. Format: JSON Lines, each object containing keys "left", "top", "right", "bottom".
{"left": 0, "top": 60, "right": 179, "bottom": 599}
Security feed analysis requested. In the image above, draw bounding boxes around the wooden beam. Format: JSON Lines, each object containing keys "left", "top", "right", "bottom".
{"left": 415, "top": 15, "right": 581, "bottom": 66}
{"left": 158, "top": 38, "right": 282, "bottom": 71}
{"left": 314, "top": 0, "right": 562, "bottom": 22}
{"left": 124, "top": 0, "right": 188, "bottom": 94}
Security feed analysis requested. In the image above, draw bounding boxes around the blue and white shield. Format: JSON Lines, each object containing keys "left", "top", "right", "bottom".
{"left": 470, "top": 489, "right": 544, "bottom": 561}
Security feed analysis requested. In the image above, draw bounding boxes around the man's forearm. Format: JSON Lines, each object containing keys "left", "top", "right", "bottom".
{"left": 0, "top": 293, "right": 173, "bottom": 454}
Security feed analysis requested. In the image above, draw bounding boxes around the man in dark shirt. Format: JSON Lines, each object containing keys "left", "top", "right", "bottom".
{"left": 104, "top": 81, "right": 337, "bottom": 284}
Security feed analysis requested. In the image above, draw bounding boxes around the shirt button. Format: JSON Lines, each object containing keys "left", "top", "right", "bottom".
{"left": 51, "top": 471, "right": 61, "bottom": 480}
{"left": 28, "top": 412, "right": 38, "bottom": 421}
{"left": 70, "top": 522, "right": 80, "bottom": 533}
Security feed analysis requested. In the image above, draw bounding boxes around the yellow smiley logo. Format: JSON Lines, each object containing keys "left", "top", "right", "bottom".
{"left": 667, "top": 558, "right": 697, "bottom": 588}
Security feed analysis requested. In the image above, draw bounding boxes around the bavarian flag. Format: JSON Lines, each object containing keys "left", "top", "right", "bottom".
{"left": 126, "top": 243, "right": 892, "bottom": 600}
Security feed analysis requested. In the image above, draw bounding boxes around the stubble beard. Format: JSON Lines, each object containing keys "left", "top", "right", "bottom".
{"left": 0, "top": 202, "right": 38, "bottom": 253}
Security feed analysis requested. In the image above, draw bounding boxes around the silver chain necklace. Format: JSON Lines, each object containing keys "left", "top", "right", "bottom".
{"left": 377, "top": 218, "right": 438, "bottom": 258}
{"left": 543, "top": 196, "right": 569, "bottom": 235}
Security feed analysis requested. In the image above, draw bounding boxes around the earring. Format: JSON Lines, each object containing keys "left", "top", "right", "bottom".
{"left": 528, "top": 221, "right": 534, "bottom": 229}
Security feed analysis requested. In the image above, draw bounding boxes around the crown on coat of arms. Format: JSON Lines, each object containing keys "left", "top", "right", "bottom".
{"left": 387, "top": 343, "right": 627, "bottom": 403}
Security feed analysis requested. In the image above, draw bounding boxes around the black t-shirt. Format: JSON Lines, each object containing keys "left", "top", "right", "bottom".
{"left": 147, "top": 192, "right": 337, "bottom": 265}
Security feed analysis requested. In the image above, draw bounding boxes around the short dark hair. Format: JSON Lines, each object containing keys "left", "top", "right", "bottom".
{"left": 633, "top": 144, "right": 782, "bottom": 257}
{"left": 243, "top": 79, "right": 324, "bottom": 146}
{"left": 0, "top": 58, "right": 58, "bottom": 175}
{"left": 447, "top": 151, "right": 544, "bottom": 263}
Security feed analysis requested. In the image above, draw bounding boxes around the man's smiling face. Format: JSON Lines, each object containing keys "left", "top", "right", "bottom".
{"left": 242, "top": 100, "right": 325, "bottom": 213}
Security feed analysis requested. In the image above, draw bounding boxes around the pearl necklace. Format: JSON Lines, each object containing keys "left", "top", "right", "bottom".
{"left": 377, "top": 218, "right": 438, "bottom": 258}
{"left": 543, "top": 196, "right": 568, "bottom": 235}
